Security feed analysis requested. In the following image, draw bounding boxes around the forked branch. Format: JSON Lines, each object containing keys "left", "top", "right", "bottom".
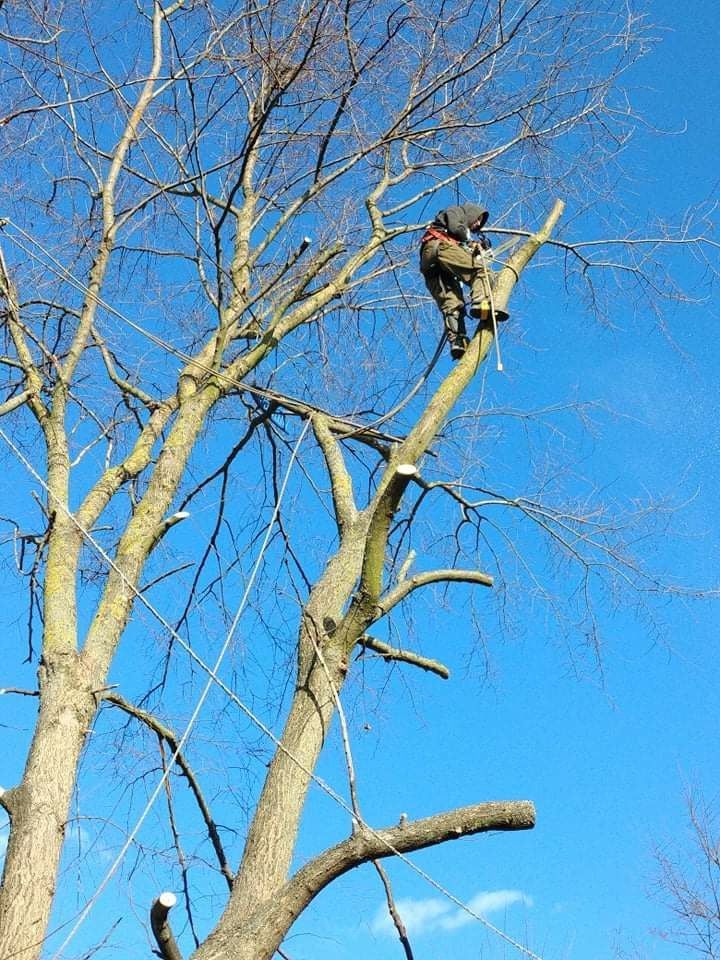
{"left": 105, "top": 693, "right": 233, "bottom": 889}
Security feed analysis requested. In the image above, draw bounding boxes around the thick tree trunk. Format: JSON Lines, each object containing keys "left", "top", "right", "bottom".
{"left": 192, "top": 528, "right": 370, "bottom": 960}
{"left": 0, "top": 654, "right": 96, "bottom": 959}
{"left": 0, "top": 387, "right": 222, "bottom": 959}
{"left": 190, "top": 650, "right": 345, "bottom": 960}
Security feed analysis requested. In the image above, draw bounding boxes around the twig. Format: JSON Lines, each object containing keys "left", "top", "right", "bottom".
{"left": 373, "top": 860, "right": 415, "bottom": 960}
{"left": 105, "top": 693, "right": 233, "bottom": 889}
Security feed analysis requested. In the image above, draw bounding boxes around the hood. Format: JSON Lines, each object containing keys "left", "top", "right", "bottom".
{"left": 462, "top": 203, "right": 488, "bottom": 229}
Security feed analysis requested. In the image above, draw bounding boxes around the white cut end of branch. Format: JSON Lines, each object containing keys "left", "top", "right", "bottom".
{"left": 396, "top": 463, "right": 417, "bottom": 476}
{"left": 0, "top": 786, "right": 5, "bottom": 798}
{"left": 158, "top": 891, "right": 177, "bottom": 909}
{"left": 170, "top": 511, "right": 191, "bottom": 521}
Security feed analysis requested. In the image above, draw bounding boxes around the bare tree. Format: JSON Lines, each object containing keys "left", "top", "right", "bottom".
{"left": 653, "top": 793, "right": 720, "bottom": 959}
{"left": 0, "top": 2, "right": 714, "bottom": 959}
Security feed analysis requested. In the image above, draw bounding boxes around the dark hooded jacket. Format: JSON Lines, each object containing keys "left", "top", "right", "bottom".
{"left": 432, "top": 203, "right": 488, "bottom": 243}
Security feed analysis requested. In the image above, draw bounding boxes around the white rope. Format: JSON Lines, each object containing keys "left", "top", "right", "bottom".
{"left": 477, "top": 246, "right": 505, "bottom": 372}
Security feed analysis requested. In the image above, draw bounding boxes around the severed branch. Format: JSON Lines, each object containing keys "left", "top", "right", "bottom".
{"left": 495, "top": 199, "right": 566, "bottom": 305}
{"left": 377, "top": 569, "right": 494, "bottom": 617}
{"left": 159, "top": 738, "right": 200, "bottom": 949}
{"left": 150, "top": 892, "right": 183, "bottom": 960}
{"left": 281, "top": 801, "right": 535, "bottom": 922}
{"left": 358, "top": 636, "right": 450, "bottom": 680}
{"left": 105, "top": 693, "right": 233, "bottom": 889}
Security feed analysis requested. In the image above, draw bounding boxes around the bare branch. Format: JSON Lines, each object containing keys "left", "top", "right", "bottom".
{"left": 91, "top": 326, "right": 158, "bottom": 409}
{"left": 0, "top": 244, "right": 47, "bottom": 424}
{"left": 358, "top": 637, "right": 450, "bottom": 681}
{"left": 373, "top": 860, "right": 415, "bottom": 960}
{"left": 377, "top": 569, "right": 494, "bottom": 617}
{"left": 312, "top": 414, "right": 357, "bottom": 536}
{"left": 104, "top": 693, "right": 233, "bottom": 890}
{"left": 283, "top": 801, "right": 535, "bottom": 916}
{"left": 0, "top": 390, "right": 34, "bottom": 418}
{"left": 58, "top": 1, "right": 169, "bottom": 390}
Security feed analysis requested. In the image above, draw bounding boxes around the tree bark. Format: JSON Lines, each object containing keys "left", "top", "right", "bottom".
{"left": 193, "top": 802, "right": 535, "bottom": 960}
{"left": 191, "top": 204, "right": 565, "bottom": 960}
{"left": 0, "top": 655, "right": 96, "bottom": 956}
{"left": 222, "top": 530, "right": 370, "bottom": 921}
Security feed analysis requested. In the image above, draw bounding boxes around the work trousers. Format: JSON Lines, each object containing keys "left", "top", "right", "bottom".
{"left": 420, "top": 240, "right": 491, "bottom": 318}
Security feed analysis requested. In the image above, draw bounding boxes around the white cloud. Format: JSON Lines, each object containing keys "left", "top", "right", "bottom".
{"left": 372, "top": 897, "right": 451, "bottom": 936}
{"left": 372, "top": 889, "right": 533, "bottom": 937}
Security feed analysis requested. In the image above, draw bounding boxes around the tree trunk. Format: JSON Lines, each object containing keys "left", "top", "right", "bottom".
{"left": 192, "top": 528, "right": 370, "bottom": 959}
{"left": 0, "top": 654, "right": 96, "bottom": 959}
{"left": 190, "top": 647, "right": 345, "bottom": 960}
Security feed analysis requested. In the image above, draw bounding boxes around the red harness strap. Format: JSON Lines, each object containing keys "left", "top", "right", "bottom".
{"left": 420, "top": 225, "right": 459, "bottom": 246}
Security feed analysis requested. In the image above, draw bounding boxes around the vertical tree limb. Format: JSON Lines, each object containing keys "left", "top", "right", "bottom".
{"left": 151, "top": 892, "right": 184, "bottom": 960}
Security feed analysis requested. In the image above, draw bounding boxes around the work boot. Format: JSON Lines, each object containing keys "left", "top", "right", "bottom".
{"left": 449, "top": 334, "right": 469, "bottom": 360}
{"left": 471, "top": 298, "right": 509, "bottom": 323}
{"left": 443, "top": 308, "right": 468, "bottom": 360}
{"left": 443, "top": 307, "right": 467, "bottom": 337}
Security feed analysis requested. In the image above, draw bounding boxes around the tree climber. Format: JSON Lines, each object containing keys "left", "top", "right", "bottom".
{"left": 420, "top": 202, "right": 508, "bottom": 359}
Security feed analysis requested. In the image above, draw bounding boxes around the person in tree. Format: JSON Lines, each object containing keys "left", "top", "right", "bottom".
{"left": 420, "top": 202, "right": 508, "bottom": 359}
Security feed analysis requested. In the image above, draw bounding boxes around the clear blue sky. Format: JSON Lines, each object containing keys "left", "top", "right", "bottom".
{"left": 0, "top": 2, "right": 717, "bottom": 959}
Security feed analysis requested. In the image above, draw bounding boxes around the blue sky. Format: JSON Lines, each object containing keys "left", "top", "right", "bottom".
{"left": 0, "top": 2, "right": 718, "bottom": 959}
